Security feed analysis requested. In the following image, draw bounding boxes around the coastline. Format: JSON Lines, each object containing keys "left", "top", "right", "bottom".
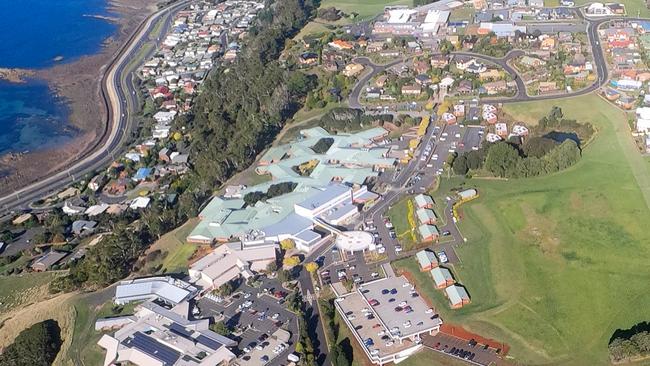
{"left": 0, "top": 0, "right": 160, "bottom": 196}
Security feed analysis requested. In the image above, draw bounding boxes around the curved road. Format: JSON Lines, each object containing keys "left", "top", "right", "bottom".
{"left": 0, "top": 0, "right": 190, "bottom": 213}
{"left": 348, "top": 15, "right": 641, "bottom": 109}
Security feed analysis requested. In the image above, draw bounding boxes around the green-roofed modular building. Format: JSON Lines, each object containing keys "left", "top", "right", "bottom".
{"left": 445, "top": 285, "right": 470, "bottom": 309}
{"left": 415, "top": 249, "right": 438, "bottom": 271}
{"left": 431, "top": 267, "right": 455, "bottom": 289}
{"left": 418, "top": 224, "right": 439, "bottom": 242}
{"left": 414, "top": 194, "right": 434, "bottom": 209}
{"left": 187, "top": 127, "right": 392, "bottom": 253}
{"left": 415, "top": 208, "right": 437, "bottom": 225}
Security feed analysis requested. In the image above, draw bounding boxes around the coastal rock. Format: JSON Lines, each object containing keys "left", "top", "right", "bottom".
{"left": 0, "top": 68, "right": 35, "bottom": 83}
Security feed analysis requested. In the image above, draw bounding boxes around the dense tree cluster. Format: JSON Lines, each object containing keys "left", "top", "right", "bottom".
{"left": 188, "top": 0, "right": 317, "bottom": 190}
{"left": 0, "top": 319, "right": 62, "bottom": 366}
{"left": 609, "top": 324, "right": 650, "bottom": 363}
{"left": 451, "top": 108, "right": 589, "bottom": 178}
{"left": 311, "top": 137, "right": 334, "bottom": 153}
{"left": 317, "top": 108, "right": 393, "bottom": 132}
{"left": 317, "top": 7, "right": 343, "bottom": 21}
{"left": 243, "top": 182, "right": 298, "bottom": 206}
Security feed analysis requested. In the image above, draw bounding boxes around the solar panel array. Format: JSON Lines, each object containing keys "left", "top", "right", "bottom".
{"left": 196, "top": 334, "right": 223, "bottom": 350}
{"left": 125, "top": 332, "right": 181, "bottom": 366}
{"left": 169, "top": 322, "right": 194, "bottom": 338}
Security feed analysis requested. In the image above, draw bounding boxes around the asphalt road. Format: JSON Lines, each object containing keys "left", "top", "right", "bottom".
{"left": 0, "top": 0, "right": 190, "bottom": 214}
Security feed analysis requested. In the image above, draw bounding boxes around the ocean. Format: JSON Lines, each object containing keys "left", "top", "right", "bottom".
{"left": 0, "top": 0, "right": 117, "bottom": 154}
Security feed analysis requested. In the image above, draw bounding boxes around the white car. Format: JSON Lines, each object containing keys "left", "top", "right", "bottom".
{"left": 244, "top": 293, "right": 251, "bottom": 299}
{"left": 442, "top": 132, "right": 448, "bottom": 137}
{"left": 438, "top": 251, "right": 449, "bottom": 263}
{"left": 395, "top": 245, "right": 403, "bottom": 252}
{"left": 399, "top": 301, "right": 408, "bottom": 307}
{"left": 403, "top": 321, "right": 412, "bottom": 328}
{"left": 439, "top": 137, "right": 446, "bottom": 141}
{"left": 272, "top": 313, "right": 280, "bottom": 320}
{"left": 371, "top": 272, "right": 379, "bottom": 278}
{"left": 455, "top": 133, "right": 461, "bottom": 138}
{"left": 385, "top": 341, "right": 394, "bottom": 347}
{"left": 378, "top": 247, "right": 386, "bottom": 254}
{"left": 378, "top": 331, "right": 385, "bottom": 336}
{"left": 347, "top": 314, "right": 356, "bottom": 320}
{"left": 425, "top": 308, "right": 434, "bottom": 314}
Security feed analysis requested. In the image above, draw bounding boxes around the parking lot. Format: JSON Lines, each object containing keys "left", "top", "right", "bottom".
{"left": 320, "top": 249, "right": 384, "bottom": 288}
{"left": 197, "top": 278, "right": 299, "bottom": 366}
{"left": 423, "top": 332, "right": 506, "bottom": 366}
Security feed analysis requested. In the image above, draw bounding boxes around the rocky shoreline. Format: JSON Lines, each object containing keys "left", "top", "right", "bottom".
{"left": 0, "top": 0, "right": 160, "bottom": 196}
{"left": 0, "top": 68, "right": 35, "bottom": 83}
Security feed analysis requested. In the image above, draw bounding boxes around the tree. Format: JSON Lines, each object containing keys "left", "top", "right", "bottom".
{"left": 523, "top": 137, "right": 557, "bottom": 158}
{"left": 436, "top": 99, "right": 452, "bottom": 117}
{"left": 452, "top": 155, "right": 469, "bottom": 175}
{"left": 305, "top": 262, "right": 319, "bottom": 273}
{"left": 0, "top": 319, "right": 62, "bottom": 366}
{"left": 484, "top": 142, "right": 521, "bottom": 177}
{"left": 215, "top": 281, "right": 235, "bottom": 296}
{"left": 266, "top": 260, "right": 278, "bottom": 272}
{"left": 209, "top": 321, "right": 232, "bottom": 336}
{"left": 280, "top": 239, "right": 295, "bottom": 251}
{"left": 283, "top": 256, "right": 300, "bottom": 267}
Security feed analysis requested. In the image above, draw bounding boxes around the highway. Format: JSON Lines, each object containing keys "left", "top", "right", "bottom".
{"left": 0, "top": 0, "right": 190, "bottom": 213}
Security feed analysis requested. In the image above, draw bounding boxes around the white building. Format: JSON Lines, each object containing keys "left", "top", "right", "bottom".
{"left": 114, "top": 277, "right": 199, "bottom": 306}
{"left": 98, "top": 302, "right": 237, "bottom": 366}
{"left": 636, "top": 107, "right": 650, "bottom": 133}
{"left": 188, "top": 242, "right": 277, "bottom": 291}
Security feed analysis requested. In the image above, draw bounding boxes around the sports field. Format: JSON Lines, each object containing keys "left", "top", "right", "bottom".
{"left": 394, "top": 93, "right": 650, "bottom": 365}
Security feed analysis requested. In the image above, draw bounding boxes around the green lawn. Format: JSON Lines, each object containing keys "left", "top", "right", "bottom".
{"left": 387, "top": 196, "right": 417, "bottom": 246}
{"left": 143, "top": 219, "right": 199, "bottom": 274}
{"left": 0, "top": 272, "right": 57, "bottom": 314}
{"left": 320, "top": 0, "right": 412, "bottom": 19}
{"left": 574, "top": 0, "right": 650, "bottom": 17}
{"left": 395, "top": 93, "right": 650, "bottom": 365}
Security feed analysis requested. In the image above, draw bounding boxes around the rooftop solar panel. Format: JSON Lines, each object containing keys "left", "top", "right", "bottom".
{"left": 196, "top": 334, "right": 223, "bottom": 350}
{"left": 169, "top": 322, "right": 193, "bottom": 338}
{"left": 125, "top": 332, "right": 181, "bottom": 366}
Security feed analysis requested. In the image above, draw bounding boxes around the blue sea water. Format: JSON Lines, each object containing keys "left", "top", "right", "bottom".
{"left": 0, "top": 0, "right": 117, "bottom": 154}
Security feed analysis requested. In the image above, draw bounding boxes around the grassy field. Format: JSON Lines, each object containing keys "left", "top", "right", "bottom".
{"left": 396, "top": 93, "right": 650, "bottom": 365}
{"left": 143, "top": 218, "right": 199, "bottom": 274}
{"left": 320, "top": 0, "right": 412, "bottom": 19}
{"left": 387, "top": 196, "right": 417, "bottom": 246}
{"left": 0, "top": 272, "right": 57, "bottom": 314}
{"left": 573, "top": 0, "right": 650, "bottom": 18}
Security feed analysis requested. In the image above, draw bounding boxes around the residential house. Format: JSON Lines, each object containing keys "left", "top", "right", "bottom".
{"left": 457, "top": 80, "right": 474, "bottom": 94}
{"left": 343, "top": 63, "right": 364, "bottom": 77}
{"left": 430, "top": 54, "right": 449, "bottom": 68}
{"left": 31, "top": 251, "right": 67, "bottom": 272}
{"left": 442, "top": 112, "right": 457, "bottom": 125}
{"left": 479, "top": 68, "right": 502, "bottom": 81}
{"left": 519, "top": 55, "right": 546, "bottom": 68}
{"left": 401, "top": 84, "right": 422, "bottom": 95}
{"left": 482, "top": 80, "right": 507, "bottom": 95}
{"left": 538, "top": 81, "right": 559, "bottom": 94}
{"left": 414, "top": 60, "right": 430, "bottom": 74}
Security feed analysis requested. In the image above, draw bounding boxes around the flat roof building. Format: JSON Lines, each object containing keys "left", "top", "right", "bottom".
{"left": 98, "top": 302, "right": 237, "bottom": 366}
{"left": 334, "top": 276, "right": 443, "bottom": 365}
{"left": 115, "top": 277, "right": 199, "bottom": 306}
{"left": 188, "top": 242, "right": 276, "bottom": 291}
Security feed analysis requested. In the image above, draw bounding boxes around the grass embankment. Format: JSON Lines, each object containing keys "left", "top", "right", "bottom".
{"left": 142, "top": 218, "right": 199, "bottom": 274}
{"left": 395, "top": 93, "right": 650, "bottom": 365}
